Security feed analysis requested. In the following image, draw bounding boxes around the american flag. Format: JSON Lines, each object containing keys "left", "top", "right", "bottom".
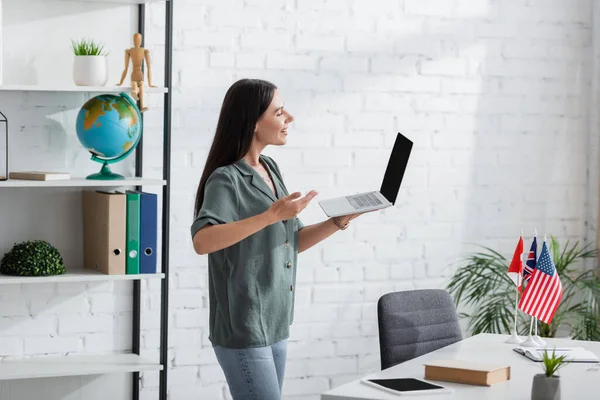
{"left": 518, "top": 241, "right": 563, "bottom": 324}
{"left": 523, "top": 236, "right": 537, "bottom": 284}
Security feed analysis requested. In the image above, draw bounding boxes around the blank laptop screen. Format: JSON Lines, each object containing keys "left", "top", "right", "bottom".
{"left": 380, "top": 133, "right": 413, "bottom": 205}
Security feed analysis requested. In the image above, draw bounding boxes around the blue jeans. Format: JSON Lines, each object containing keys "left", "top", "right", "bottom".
{"left": 213, "top": 339, "right": 288, "bottom": 400}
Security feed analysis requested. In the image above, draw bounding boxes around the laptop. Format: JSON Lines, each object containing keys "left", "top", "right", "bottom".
{"left": 318, "top": 132, "right": 413, "bottom": 218}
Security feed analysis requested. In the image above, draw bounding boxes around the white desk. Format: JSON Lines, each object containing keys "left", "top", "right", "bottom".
{"left": 321, "top": 333, "right": 600, "bottom": 399}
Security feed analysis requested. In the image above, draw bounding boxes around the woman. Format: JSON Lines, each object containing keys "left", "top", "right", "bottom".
{"left": 191, "top": 78, "right": 364, "bottom": 400}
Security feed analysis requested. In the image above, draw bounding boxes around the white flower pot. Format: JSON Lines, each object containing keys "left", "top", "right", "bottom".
{"left": 73, "top": 56, "right": 108, "bottom": 86}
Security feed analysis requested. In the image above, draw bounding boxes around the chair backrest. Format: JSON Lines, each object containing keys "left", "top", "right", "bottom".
{"left": 377, "top": 289, "right": 462, "bottom": 370}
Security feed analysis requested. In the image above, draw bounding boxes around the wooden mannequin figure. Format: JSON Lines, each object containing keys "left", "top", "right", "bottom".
{"left": 117, "top": 33, "right": 156, "bottom": 112}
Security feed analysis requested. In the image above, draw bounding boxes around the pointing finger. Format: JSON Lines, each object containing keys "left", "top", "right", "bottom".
{"left": 298, "top": 191, "right": 318, "bottom": 207}
{"left": 287, "top": 192, "right": 302, "bottom": 200}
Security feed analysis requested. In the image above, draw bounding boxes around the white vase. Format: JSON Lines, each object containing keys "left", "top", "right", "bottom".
{"left": 73, "top": 56, "right": 108, "bottom": 86}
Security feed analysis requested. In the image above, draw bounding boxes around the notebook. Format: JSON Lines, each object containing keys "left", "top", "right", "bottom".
{"left": 513, "top": 347, "right": 600, "bottom": 363}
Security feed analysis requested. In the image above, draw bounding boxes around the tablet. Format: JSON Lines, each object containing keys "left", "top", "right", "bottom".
{"left": 360, "top": 378, "right": 453, "bottom": 396}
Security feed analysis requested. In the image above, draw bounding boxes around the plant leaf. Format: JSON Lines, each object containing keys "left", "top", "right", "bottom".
{"left": 448, "top": 237, "right": 600, "bottom": 340}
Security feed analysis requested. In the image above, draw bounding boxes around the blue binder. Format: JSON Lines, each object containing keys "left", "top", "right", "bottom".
{"left": 139, "top": 191, "right": 158, "bottom": 274}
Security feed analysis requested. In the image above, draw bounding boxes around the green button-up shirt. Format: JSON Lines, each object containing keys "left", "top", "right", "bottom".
{"left": 191, "top": 155, "right": 304, "bottom": 349}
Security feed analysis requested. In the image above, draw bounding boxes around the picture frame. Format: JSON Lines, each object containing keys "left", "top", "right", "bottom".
{"left": 0, "top": 0, "right": 3, "bottom": 85}
{"left": 0, "top": 110, "right": 7, "bottom": 181}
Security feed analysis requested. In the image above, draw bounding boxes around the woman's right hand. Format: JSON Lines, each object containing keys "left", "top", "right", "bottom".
{"left": 266, "top": 190, "right": 318, "bottom": 224}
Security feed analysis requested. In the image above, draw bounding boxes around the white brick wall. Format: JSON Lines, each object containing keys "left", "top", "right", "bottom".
{"left": 0, "top": 0, "right": 597, "bottom": 399}
{"left": 166, "top": 0, "right": 596, "bottom": 399}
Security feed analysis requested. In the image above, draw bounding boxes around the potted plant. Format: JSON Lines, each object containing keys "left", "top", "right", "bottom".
{"left": 447, "top": 236, "right": 600, "bottom": 340}
{"left": 531, "top": 348, "right": 568, "bottom": 400}
{"left": 71, "top": 38, "right": 109, "bottom": 86}
{"left": 0, "top": 239, "right": 66, "bottom": 277}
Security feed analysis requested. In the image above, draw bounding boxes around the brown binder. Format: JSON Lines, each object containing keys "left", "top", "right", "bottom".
{"left": 424, "top": 360, "right": 510, "bottom": 386}
{"left": 82, "top": 190, "right": 126, "bottom": 275}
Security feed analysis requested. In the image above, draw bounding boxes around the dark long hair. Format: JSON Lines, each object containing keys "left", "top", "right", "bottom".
{"left": 194, "top": 78, "right": 277, "bottom": 217}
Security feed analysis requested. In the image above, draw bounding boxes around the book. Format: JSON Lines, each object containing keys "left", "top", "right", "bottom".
{"left": 513, "top": 347, "right": 599, "bottom": 363}
{"left": 9, "top": 171, "right": 70, "bottom": 181}
{"left": 424, "top": 360, "right": 510, "bottom": 386}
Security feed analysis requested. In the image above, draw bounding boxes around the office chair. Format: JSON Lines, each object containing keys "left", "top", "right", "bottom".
{"left": 377, "top": 289, "right": 463, "bottom": 370}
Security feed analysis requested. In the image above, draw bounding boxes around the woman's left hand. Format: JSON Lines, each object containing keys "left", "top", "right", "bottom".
{"left": 345, "top": 209, "right": 376, "bottom": 222}
{"left": 346, "top": 212, "right": 362, "bottom": 221}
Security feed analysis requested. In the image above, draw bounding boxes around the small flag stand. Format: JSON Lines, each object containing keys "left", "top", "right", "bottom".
{"left": 520, "top": 318, "right": 539, "bottom": 348}
{"left": 505, "top": 287, "right": 524, "bottom": 344}
{"left": 518, "top": 234, "right": 562, "bottom": 348}
{"left": 506, "top": 232, "right": 524, "bottom": 344}
{"left": 533, "top": 317, "right": 546, "bottom": 346}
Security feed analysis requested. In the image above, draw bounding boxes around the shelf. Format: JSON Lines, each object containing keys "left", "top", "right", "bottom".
{"left": 0, "top": 269, "right": 164, "bottom": 285}
{"left": 0, "top": 84, "right": 168, "bottom": 93}
{"left": 0, "top": 178, "right": 166, "bottom": 188}
{"left": 5, "top": 1, "right": 168, "bottom": 4}
{"left": 0, "top": 353, "right": 163, "bottom": 381}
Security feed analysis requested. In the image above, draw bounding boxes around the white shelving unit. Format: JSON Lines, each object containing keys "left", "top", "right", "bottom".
{"left": 0, "top": 0, "right": 173, "bottom": 399}
{"left": 0, "top": 178, "right": 166, "bottom": 187}
{"left": 0, "top": 84, "right": 168, "bottom": 93}
{"left": 0, "top": 353, "right": 163, "bottom": 381}
{"left": 5, "top": 0, "right": 167, "bottom": 5}
{"left": 0, "top": 269, "right": 164, "bottom": 284}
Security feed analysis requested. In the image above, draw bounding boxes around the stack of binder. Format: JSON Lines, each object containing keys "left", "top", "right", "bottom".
{"left": 82, "top": 190, "right": 158, "bottom": 275}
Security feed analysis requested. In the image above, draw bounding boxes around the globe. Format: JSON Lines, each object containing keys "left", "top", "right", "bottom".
{"left": 75, "top": 92, "right": 142, "bottom": 180}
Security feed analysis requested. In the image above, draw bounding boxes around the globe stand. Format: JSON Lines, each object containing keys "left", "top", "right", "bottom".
{"left": 78, "top": 92, "right": 143, "bottom": 181}
{"left": 86, "top": 161, "right": 125, "bottom": 180}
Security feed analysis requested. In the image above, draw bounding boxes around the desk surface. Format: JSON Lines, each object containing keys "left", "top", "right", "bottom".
{"left": 321, "top": 333, "right": 600, "bottom": 399}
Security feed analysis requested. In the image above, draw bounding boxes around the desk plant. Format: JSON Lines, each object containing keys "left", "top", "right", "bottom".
{"left": 447, "top": 236, "right": 600, "bottom": 340}
{"left": 531, "top": 348, "right": 568, "bottom": 400}
{"left": 71, "top": 38, "right": 109, "bottom": 86}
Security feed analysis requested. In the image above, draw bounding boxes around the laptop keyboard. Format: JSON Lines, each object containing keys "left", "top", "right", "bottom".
{"left": 346, "top": 192, "right": 382, "bottom": 209}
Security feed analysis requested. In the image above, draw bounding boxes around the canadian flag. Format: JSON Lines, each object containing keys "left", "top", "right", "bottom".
{"left": 507, "top": 235, "right": 524, "bottom": 292}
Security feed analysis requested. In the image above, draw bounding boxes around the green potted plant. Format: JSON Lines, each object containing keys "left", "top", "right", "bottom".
{"left": 531, "top": 348, "right": 568, "bottom": 400}
{"left": 447, "top": 236, "right": 600, "bottom": 340}
{"left": 0, "top": 240, "right": 66, "bottom": 276}
{"left": 71, "top": 38, "right": 109, "bottom": 87}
